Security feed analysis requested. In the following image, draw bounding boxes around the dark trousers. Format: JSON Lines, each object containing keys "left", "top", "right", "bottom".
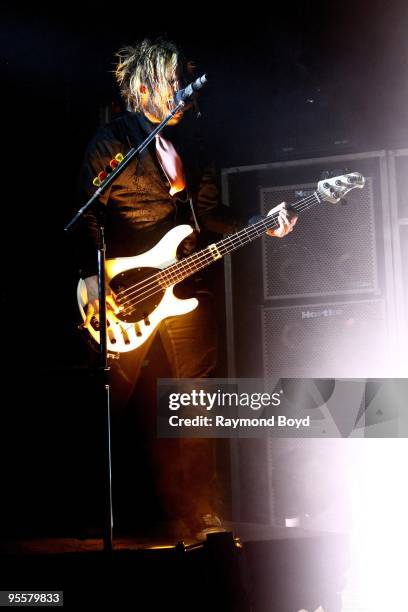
{"left": 109, "top": 288, "right": 222, "bottom": 533}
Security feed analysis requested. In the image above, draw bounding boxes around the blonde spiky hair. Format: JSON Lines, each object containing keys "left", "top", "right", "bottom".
{"left": 115, "top": 38, "right": 186, "bottom": 112}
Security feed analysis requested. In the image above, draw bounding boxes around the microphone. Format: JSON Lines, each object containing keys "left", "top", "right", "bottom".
{"left": 174, "top": 74, "right": 207, "bottom": 104}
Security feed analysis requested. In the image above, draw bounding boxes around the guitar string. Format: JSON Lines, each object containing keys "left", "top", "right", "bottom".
{"left": 115, "top": 191, "right": 323, "bottom": 316}
{"left": 116, "top": 191, "right": 325, "bottom": 315}
{"left": 116, "top": 190, "right": 321, "bottom": 300}
{"left": 108, "top": 176, "right": 361, "bottom": 313}
{"left": 116, "top": 199, "right": 317, "bottom": 316}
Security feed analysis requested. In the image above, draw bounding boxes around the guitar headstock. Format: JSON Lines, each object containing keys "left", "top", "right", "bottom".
{"left": 317, "top": 172, "right": 365, "bottom": 204}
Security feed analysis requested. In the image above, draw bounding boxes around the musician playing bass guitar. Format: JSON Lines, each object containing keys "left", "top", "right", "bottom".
{"left": 75, "top": 37, "right": 298, "bottom": 540}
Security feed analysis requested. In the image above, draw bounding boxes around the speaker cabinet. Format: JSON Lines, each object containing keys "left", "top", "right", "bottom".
{"left": 262, "top": 299, "right": 388, "bottom": 378}
{"left": 260, "top": 177, "right": 377, "bottom": 299}
{"left": 223, "top": 151, "right": 404, "bottom": 530}
{"left": 222, "top": 150, "right": 397, "bottom": 378}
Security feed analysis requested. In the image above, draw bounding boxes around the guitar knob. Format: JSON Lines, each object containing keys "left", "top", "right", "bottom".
{"left": 335, "top": 180, "right": 342, "bottom": 186}
{"left": 323, "top": 182, "right": 330, "bottom": 189}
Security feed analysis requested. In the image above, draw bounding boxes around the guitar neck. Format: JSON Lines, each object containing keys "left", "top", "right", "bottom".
{"left": 159, "top": 190, "right": 322, "bottom": 287}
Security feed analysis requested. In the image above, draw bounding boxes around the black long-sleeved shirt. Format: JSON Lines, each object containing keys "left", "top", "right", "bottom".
{"left": 75, "top": 109, "right": 245, "bottom": 279}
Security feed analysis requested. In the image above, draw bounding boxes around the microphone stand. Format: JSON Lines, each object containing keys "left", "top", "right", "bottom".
{"left": 64, "top": 99, "right": 186, "bottom": 553}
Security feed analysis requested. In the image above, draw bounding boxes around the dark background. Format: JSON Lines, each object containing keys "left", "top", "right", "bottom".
{"left": 1, "top": 2, "right": 407, "bottom": 536}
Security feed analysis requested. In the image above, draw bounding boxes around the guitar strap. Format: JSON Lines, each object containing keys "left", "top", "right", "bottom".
{"left": 154, "top": 131, "right": 201, "bottom": 233}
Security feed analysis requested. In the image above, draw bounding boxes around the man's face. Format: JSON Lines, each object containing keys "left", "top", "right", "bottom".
{"left": 140, "top": 64, "right": 186, "bottom": 125}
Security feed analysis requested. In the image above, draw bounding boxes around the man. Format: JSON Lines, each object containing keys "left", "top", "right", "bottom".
{"left": 76, "top": 38, "right": 297, "bottom": 540}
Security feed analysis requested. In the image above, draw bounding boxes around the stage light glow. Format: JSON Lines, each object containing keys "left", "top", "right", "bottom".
{"left": 343, "top": 439, "right": 408, "bottom": 611}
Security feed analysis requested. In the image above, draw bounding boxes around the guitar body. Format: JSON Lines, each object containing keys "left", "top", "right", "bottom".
{"left": 77, "top": 224, "right": 198, "bottom": 353}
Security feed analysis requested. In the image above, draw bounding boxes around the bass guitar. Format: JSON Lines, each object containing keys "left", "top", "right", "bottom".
{"left": 77, "top": 172, "right": 365, "bottom": 353}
